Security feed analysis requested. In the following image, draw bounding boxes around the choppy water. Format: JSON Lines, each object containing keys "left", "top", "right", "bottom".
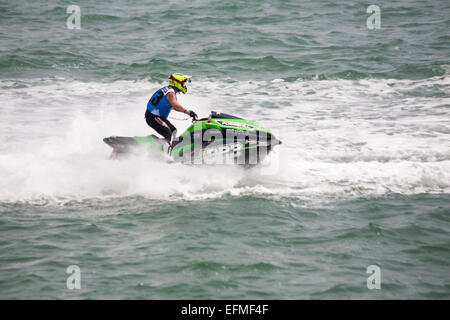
{"left": 0, "top": 0, "right": 449, "bottom": 299}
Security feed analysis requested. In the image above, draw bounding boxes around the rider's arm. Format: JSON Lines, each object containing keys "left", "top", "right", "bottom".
{"left": 166, "top": 92, "right": 191, "bottom": 115}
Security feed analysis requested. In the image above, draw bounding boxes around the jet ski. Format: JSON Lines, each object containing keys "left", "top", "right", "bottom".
{"left": 103, "top": 111, "right": 282, "bottom": 165}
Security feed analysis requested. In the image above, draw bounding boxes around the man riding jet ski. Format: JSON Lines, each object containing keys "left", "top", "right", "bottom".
{"left": 103, "top": 73, "right": 282, "bottom": 165}
{"left": 145, "top": 73, "right": 197, "bottom": 154}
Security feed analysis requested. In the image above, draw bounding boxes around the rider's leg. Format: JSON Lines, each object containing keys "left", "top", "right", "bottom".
{"left": 145, "top": 110, "right": 175, "bottom": 143}
{"left": 161, "top": 119, "right": 177, "bottom": 155}
{"left": 162, "top": 117, "right": 177, "bottom": 145}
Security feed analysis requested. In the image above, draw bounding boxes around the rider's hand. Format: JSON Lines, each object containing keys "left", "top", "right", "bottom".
{"left": 189, "top": 110, "right": 198, "bottom": 121}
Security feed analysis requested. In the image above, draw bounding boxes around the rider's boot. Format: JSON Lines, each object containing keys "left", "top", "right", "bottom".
{"left": 162, "top": 141, "right": 174, "bottom": 163}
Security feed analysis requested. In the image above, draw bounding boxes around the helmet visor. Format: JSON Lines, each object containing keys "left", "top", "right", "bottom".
{"left": 182, "top": 78, "right": 191, "bottom": 88}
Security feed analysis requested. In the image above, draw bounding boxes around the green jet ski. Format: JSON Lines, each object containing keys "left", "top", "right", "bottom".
{"left": 103, "top": 111, "right": 282, "bottom": 165}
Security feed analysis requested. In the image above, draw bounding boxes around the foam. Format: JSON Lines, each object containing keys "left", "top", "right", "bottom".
{"left": 0, "top": 76, "right": 449, "bottom": 203}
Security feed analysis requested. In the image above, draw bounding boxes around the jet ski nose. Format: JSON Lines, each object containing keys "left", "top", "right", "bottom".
{"left": 270, "top": 137, "right": 282, "bottom": 146}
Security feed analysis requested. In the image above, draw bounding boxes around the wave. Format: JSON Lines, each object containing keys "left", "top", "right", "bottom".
{"left": 1, "top": 49, "right": 447, "bottom": 82}
{"left": 0, "top": 76, "right": 449, "bottom": 203}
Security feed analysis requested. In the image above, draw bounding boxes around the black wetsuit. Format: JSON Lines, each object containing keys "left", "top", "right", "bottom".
{"left": 145, "top": 109, "right": 177, "bottom": 144}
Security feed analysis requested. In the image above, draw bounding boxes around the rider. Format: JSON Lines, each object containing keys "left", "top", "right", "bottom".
{"left": 146, "top": 73, "right": 198, "bottom": 151}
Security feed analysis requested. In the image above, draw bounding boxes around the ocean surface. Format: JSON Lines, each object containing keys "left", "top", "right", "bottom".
{"left": 0, "top": 0, "right": 449, "bottom": 299}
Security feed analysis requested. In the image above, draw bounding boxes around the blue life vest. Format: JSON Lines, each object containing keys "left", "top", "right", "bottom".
{"left": 147, "top": 86, "right": 176, "bottom": 119}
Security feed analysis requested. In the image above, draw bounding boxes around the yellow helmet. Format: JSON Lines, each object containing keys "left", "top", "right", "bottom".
{"left": 168, "top": 73, "right": 191, "bottom": 94}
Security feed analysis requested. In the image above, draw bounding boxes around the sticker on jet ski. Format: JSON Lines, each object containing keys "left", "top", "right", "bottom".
{"left": 216, "top": 120, "right": 255, "bottom": 129}
{"left": 203, "top": 142, "right": 243, "bottom": 157}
